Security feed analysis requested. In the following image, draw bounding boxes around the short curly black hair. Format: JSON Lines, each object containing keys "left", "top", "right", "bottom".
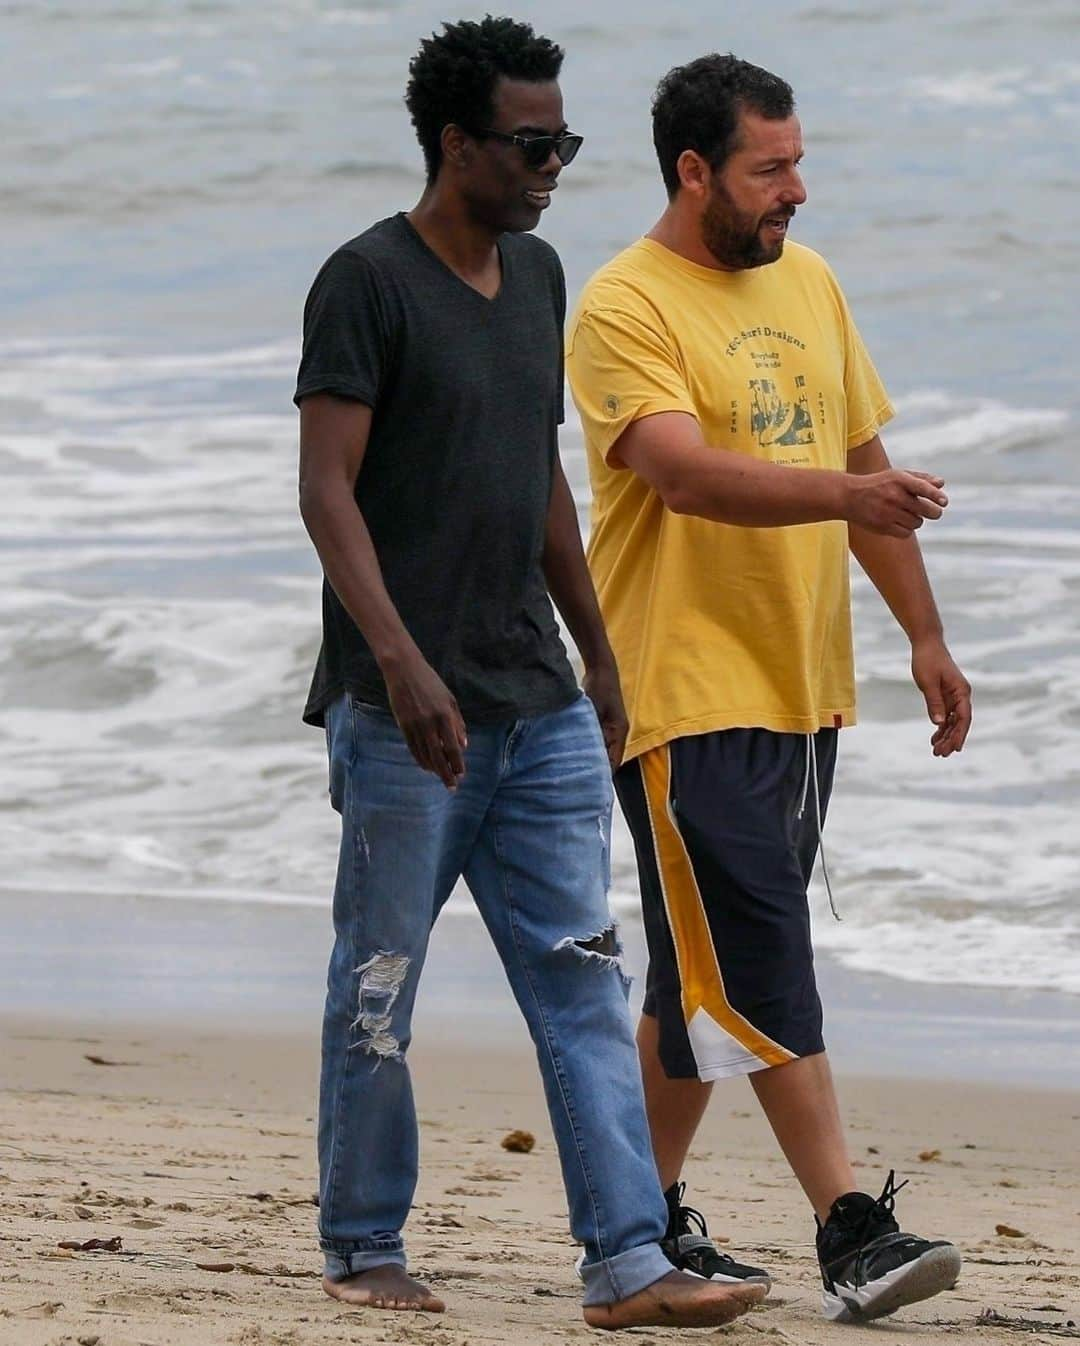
{"left": 405, "top": 15, "right": 564, "bottom": 182}
{"left": 652, "top": 53, "right": 795, "bottom": 199}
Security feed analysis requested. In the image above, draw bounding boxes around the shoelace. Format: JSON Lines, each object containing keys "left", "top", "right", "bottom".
{"left": 671, "top": 1181, "right": 711, "bottom": 1238}
{"left": 669, "top": 1186, "right": 755, "bottom": 1274}
{"left": 870, "top": 1169, "right": 908, "bottom": 1221}
{"left": 848, "top": 1170, "right": 910, "bottom": 1244}
{"left": 798, "top": 731, "right": 841, "bottom": 921}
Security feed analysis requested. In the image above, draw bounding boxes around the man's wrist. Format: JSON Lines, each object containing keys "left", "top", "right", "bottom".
{"left": 831, "top": 469, "right": 856, "bottom": 522}
{"left": 371, "top": 632, "right": 421, "bottom": 675}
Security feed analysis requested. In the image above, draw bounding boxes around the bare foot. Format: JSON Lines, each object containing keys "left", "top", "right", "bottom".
{"left": 322, "top": 1266, "right": 446, "bottom": 1313}
{"left": 583, "top": 1270, "right": 766, "bottom": 1330}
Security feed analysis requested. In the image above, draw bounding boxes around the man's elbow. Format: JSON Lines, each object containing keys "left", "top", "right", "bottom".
{"left": 298, "top": 473, "right": 337, "bottom": 532}
{"left": 297, "top": 473, "right": 319, "bottom": 524}
{"left": 657, "top": 477, "right": 696, "bottom": 516}
{"left": 622, "top": 444, "right": 702, "bottom": 515}
{"left": 631, "top": 456, "right": 698, "bottom": 516}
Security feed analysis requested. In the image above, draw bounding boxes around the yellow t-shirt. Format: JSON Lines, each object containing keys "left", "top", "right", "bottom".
{"left": 566, "top": 237, "right": 894, "bottom": 761}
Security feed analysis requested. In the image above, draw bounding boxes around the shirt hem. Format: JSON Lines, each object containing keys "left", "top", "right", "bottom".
{"left": 622, "top": 706, "right": 857, "bottom": 762}
{"left": 847, "top": 398, "right": 896, "bottom": 449}
{"left": 293, "top": 378, "right": 376, "bottom": 408}
{"left": 303, "top": 679, "right": 580, "bottom": 729}
{"left": 603, "top": 399, "right": 701, "bottom": 466}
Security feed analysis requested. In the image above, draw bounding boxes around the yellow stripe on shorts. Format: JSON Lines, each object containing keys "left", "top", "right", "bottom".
{"left": 639, "top": 743, "right": 795, "bottom": 1070}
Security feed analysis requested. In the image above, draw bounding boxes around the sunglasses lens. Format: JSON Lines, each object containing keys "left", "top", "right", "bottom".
{"left": 524, "top": 140, "right": 555, "bottom": 169}
{"left": 556, "top": 134, "right": 583, "bottom": 166}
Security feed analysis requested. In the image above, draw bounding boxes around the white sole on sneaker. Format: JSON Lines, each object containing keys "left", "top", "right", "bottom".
{"left": 822, "top": 1244, "right": 962, "bottom": 1322}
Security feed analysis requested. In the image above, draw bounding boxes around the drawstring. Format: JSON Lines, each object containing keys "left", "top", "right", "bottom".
{"left": 796, "top": 734, "right": 812, "bottom": 818}
{"left": 797, "top": 733, "right": 841, "bottom": 922}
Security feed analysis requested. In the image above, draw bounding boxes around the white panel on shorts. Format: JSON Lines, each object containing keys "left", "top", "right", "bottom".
{"left": 686, "top": 1008, "right": 777, "bottom": 1082}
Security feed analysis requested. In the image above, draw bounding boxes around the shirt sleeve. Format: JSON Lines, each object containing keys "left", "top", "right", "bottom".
{"left": 826, "top": 270, "right": 895, "bottom": 450}
{"left": 293, "top": 249, "right": 390, "bottom": 408}
{"left": 566, "top": 306, "right": 699, "bottom": 466}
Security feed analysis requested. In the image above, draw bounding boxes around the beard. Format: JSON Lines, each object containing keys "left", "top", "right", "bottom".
{"left": 701, "top": 183, "right": 791, "bottom": 270}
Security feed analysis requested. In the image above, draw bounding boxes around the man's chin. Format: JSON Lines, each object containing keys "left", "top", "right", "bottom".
{"left": 749, "top": 237, "right": 785, "bottom": 268}
{"left": 501, "top": 207, "right": 544, "bottom": 234}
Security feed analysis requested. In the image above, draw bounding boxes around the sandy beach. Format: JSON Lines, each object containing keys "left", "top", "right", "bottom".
{"left": 2, "top": 1004, "right": 1078, "bottom": 1346}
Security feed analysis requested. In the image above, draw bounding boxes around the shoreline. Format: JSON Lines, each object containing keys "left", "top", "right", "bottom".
{"left": 2, "top": 884, "right": 1078, "bottom": 1089}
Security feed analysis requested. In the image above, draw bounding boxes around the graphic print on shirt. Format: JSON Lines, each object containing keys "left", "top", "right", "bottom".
{"left": 749, "top": 376, "right": 816, "bottom": 449}
{"left": 722, "top": 329, "right": 826, "bottom": 463}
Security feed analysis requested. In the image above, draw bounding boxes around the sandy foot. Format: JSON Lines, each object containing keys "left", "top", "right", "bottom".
{"left": 583, "top": 1270, "right": 767, "bottom": 1329}
{"left": 323, "top": 1266, "right": 446, "bottom": 1312}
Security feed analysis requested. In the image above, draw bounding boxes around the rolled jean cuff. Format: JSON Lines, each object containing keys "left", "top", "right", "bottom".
{"left": 580, "top": 1240, "right": 672, "bottom": 1307}
{"left": 322, "top": 1240, "right": 406, "bottom": 1281}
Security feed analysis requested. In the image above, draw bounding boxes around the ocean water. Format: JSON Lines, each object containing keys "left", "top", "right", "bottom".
{"left": 1, "top": 0, "right": 1077, "bottom": 997}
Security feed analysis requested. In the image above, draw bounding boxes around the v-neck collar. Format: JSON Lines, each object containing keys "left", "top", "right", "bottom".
{"left": 398, "top": 212, "right": 508, "bottom": 305}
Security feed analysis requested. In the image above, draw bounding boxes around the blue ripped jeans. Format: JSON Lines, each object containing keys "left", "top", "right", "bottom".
{"left": 318, "top": 691, "right": 671, "bottom": 1306}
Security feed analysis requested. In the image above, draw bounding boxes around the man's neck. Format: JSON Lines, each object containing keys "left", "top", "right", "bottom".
{"left": 407, "top": 188, "right": 502, "bottom": 287}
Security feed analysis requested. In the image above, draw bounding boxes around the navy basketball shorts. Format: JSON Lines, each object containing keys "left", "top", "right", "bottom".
{"left": 614, "top": 727, "right": 838, "bottom": 1082}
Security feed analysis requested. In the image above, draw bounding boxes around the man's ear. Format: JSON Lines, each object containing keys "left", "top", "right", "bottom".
{"left": 675, "top": 149, "right": 711, "bottom": 200}
{"left": 441, "top": 123, "right": 471, "bottom": 171}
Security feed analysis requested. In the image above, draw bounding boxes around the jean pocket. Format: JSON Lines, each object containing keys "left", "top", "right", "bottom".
{"left": 349, "top": 694, "right": 394, "bottom": 720}
{"left": 348, "top": 695, "right": 412, "bottom": 758}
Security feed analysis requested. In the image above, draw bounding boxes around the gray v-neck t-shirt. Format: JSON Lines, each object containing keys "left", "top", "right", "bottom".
{"left": 295, "top": 213, "right": 578, "bottom": 728}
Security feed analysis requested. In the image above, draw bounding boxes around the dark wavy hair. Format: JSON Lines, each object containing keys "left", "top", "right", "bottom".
{"left": 405, "top": 15, "right": 564, "bottom": 182}
{"left": 652, "top": 53, "right": 795, "bottom": 199}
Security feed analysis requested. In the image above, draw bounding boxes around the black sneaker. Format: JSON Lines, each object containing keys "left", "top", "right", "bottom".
{"left": 662, "top": 1182, "right": 772, "bottom": 1289}
{"left": 816, "top": 1171, "right": 961, "bottom": 1322}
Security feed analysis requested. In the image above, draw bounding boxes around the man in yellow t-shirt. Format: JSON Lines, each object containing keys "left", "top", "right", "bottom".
{"left": 567, "top": 53, "right": 972, "bottom": 1324}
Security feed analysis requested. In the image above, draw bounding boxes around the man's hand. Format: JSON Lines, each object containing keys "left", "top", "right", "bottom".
{"left": 846, "top": 469, "right": 949, "bottom": 538}
{"left": 382, "top": 651, "right": 468, "bottom": 789}
{"left": 583, "top": 659, "right": 629, "bottom": 772}
{"left": 911, "top": 637, "right": 972, "bottom": 757}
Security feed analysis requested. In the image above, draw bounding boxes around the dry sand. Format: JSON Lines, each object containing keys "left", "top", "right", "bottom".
{"left": 2, "top": 1014, "right": 1078, "bottom": 1345}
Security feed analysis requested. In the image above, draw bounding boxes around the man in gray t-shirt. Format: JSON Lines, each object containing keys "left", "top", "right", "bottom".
{"left": 294, "top": 15, "right": 765, "bottom": 1331}
{"left": 295, "top": 211, "right": 578, "bottom": 728}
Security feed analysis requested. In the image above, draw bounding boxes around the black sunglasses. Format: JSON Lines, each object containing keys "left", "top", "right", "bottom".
{"left": 474, "top": 127, "right": 584, "bottom": 170}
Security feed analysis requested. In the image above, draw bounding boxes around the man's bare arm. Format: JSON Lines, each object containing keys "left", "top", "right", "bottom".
{"left": 542, "top": 461, "right": 628, "bottom": 769}
{"left": 298, "top": 393, "right": 467, "bottom": 787}
{"left": 614, "top": 410, "right": 947, "bottom": 538}
{"left": 848, "top": 435, "right": 972, "bottom": 757}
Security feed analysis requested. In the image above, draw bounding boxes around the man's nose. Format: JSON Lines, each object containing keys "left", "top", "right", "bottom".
{"left": 785, "top": 168, "right": 808, "bottom": 206}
